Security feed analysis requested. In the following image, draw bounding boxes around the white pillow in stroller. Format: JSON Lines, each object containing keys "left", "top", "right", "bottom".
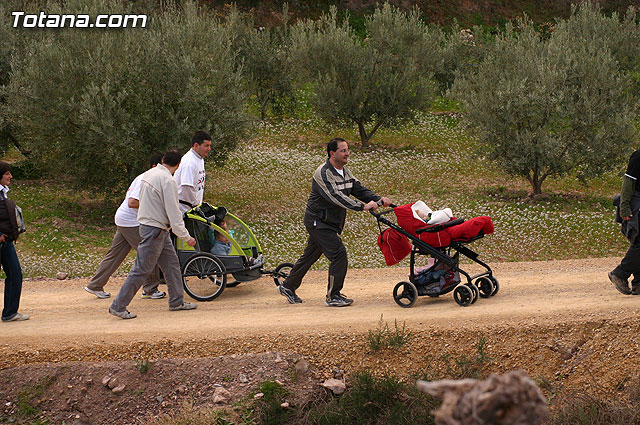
{"left": 428, "top": 208, "right": 453, "bottom": 225}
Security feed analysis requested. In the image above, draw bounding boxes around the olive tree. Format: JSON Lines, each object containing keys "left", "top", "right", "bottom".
{"left": 2, "top": 0, "right": 249, "bottom": 195}
{"left": 451, "top": 17, "right": 637, "bottom": 195}
{"left": 290, "top": 3, "right": 438, "bottom": 147}
{"left": 224, "top": 6, "right": 296, "bottom": 121}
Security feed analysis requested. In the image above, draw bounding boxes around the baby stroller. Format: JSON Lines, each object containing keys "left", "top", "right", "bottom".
{"left": 372, "top": 203, "right": 498, "bottom": 308}
{"left": 172, "top": 203, "right": 292, "bottom": 301}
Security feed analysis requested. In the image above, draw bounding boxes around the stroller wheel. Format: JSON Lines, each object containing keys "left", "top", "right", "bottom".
{"left": 181, "top": 253, "right": 227, "bottom": 301}
{"left": 273, "top": 262, "right": 294, "bottom": 287}
{"left": 393, "top": 281, "right": 418, "bottom": 308}
{"left": 454, "top": 285, "right": 473, "bottom": 307}
{"left": 489, "top": 276, "right": 500, "bottom": 296}
{"left": 475, "top": 277, "right": 494, "bottom": 298}
{"left": 466, "top": 283, "right": 479, "bottom": 304}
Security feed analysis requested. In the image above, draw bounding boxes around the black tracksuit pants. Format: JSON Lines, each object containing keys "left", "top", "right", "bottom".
{"left": 283, "top": 221, "right": 348, "bottom": 299}
{"left": 614, "top": 237, "right": 640, "bottom": 287}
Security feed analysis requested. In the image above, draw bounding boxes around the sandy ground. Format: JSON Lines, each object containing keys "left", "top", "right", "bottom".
{"left": 2, "top": 257, "right": 637, "bottom": 353}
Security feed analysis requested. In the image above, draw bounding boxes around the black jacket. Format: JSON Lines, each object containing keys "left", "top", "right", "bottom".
{"left": 0, "top": 196, "right": 20, "bottom": 242}
{"left": 304, "top": 160, "right": 380, "bottom": 233}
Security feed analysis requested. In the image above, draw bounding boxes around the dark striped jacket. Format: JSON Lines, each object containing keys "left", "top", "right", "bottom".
{"left": 304, "top": 160, "right": 380, "bottom": 233}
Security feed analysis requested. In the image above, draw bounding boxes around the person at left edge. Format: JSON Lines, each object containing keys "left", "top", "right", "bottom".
{"left": 0, "top": 161, "right": 29, "bottom": 322}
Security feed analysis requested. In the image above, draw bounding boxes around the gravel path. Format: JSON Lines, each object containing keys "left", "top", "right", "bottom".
{"left": 3, "top": 257, "right": 640, "bottom": 397}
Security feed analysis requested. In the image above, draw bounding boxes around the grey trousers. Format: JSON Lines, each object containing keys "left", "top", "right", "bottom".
{"left": 110, "top": 225, "right": 184, "bottom": 311}
{"left": 87, "top": 225, "right": 160, "bottom": 294}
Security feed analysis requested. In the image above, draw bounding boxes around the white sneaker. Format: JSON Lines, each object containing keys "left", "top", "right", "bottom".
{"left": 85, "top": 286, "right": 111, "bottom": 299}
{"left": 169, "top": 302, "right": 197, "bottom": 311}
{"left": 141, "top": 290, "right": 166, "bottom": 299}
{"left": 2, "top": 312, "right": 30, "bottom": 322}
{"left": 108, "top": 306, "right": 136, "bottom": 319}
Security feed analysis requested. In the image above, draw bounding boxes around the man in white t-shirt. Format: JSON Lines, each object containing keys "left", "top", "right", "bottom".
{"left": 84, "top": 153, "right": 166, "bottom": 300}
{"left": 174, "top": 131, "right": 212, "bottom": 213}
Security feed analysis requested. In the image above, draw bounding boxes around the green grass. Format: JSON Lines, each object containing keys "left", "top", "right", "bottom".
{"left": 4, "top": 112, "right": 627, "bottom": 278}
{"left": 15, "top": 375, "right": 56, "bottom": 423}
{"left": 303, "top": 371, "right": 438, "bottom": 425}
{"left": 366, "top": 315, "right": 413, "bottom": 352}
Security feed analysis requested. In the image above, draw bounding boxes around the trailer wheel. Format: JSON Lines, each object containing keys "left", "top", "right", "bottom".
{"left": 182, "top": 253, "right": 227, "bottom": 301}
{"left": 273, "top": 262, "right": 294, "bottom": 287}
{"left": 393, "top": 281, "right": 418, "bottom": 308}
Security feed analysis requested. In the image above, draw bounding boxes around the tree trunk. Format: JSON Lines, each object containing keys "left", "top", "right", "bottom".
{"left": 357, "top": 121, "right": 370, "bottom": 148}
{"left": 8, "top": 132, "right": 30, "bottom": 157}
{"left": 527, "top": 167, "right": 543, "bottom": 196}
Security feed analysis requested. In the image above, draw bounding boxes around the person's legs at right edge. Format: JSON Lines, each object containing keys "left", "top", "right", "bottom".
{"left": 1, "top": 242, "right": 27, "bottom": 322}
{"left": 610, "top": 240, "right": 640, "bottom": 295}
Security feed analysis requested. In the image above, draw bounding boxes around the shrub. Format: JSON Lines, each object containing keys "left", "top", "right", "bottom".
{"left": 2, "top": 0, "right": 249, "bottom": 196}
{"left": 290, "top": 3, "right": 438, "bottom": 147}
{"left": 304, "top": 371, "right": 438, "bottom": 425}
{"left": 366, "top": 315, "right": 413, "bottom": 352}
{"left": 452, "top": 8, "right": 637, "bottom": 195}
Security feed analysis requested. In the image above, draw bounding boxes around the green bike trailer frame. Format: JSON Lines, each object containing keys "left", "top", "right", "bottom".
{"left": 173, "top": 203, "right": 292, "bottom": 301}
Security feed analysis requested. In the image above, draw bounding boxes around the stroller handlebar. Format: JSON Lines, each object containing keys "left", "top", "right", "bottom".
{"left": 369, "top": 202, "right": 397, "bottom": 218}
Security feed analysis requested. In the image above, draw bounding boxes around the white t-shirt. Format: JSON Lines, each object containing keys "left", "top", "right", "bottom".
{"left": 114, "top": 174, "right": 143, "bottom": 227}
{"left": 174, "top": 148, "right": 206, "bottom": 213}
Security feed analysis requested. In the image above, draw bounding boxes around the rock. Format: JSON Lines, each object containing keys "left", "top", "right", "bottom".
{"left": 254, "top": 392, "right": 264, "bottom": 400}
{"left": 56, "top": 272, "right": 69, "bottom": 280}
{"left": 156, "top": 396, "right": 163, "bottom": 403}
{"left": 107, "top": 378, "right": 118, "bottom": 389}
{"left": 322, "top": 379, "right": 346, "bottom": 396}
{"left": 417, "top": 370, "right": 548, "bottom": 425}
{"left": 281, "top": 402, "right": 290, "bottom": 408}
{"left": 295, "top": 359, "right": 310, "bottom": 376}
{"left": 213, "top": 387, "right": 231, "bottom": 404}
{"left": 101, "top": 376, "right": 111, "bottom": 387}
{"left": 112, "top": 385, "right": 126, "bottom": 394}
{"left": 238, "top": 374, "right": 248, "bottom": 383}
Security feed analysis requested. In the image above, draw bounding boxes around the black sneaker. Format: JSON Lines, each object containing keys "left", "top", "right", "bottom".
{"left": 632, "top": 284, "right": 640, "bottom": 295}
{"left": 609, "top": 271, "right": 631, "bottom": 295}
{"left": 278, "top": 285, "right": 302, "bottom": 304}
{"left": 325, "top": 295, "right": 353, "bottom": 307}
{"left": 336, "top": 293, "right": 353, "bottom": 304}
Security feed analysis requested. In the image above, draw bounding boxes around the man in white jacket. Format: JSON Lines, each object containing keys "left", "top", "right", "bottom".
{"left": 109, "top": 149, "right": 197, "bottom": 319}
{"left": 175, "top": 131, "right": 212, "bottom": 213}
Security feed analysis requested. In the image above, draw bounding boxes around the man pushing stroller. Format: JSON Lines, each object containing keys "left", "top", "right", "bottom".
{"left": 277, "top": 138, "right": 391, "bottom": 307}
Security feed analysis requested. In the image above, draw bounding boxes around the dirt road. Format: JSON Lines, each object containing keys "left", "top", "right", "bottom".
{"left": 2, "top": 257, "right": 638, "bottom": 350}
{"left": 3, "top": 257, "right": 640, "bottom": 423}
{"left": 4, "top": 257, "right": 640, "bottom": 393}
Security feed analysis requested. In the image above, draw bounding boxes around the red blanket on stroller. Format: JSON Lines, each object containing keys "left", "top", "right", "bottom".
{"left": 377, "top": 203, "right": 494, "bottom": 266}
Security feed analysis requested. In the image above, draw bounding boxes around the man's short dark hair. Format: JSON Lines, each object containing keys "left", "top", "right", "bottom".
{"left": 149, "top": 152, "right": 163, "bottom": 168}
{"left": 327, "top": 137, "right": 346, "bottom": 159}
{"left": 162, "top": 148, "right": 182, "bottom": 167}
{"left": 0, "top": 161, "right": 11, "bottom": 177}
{"left": 192, "top": 131, "right": 211, "bottom": 146}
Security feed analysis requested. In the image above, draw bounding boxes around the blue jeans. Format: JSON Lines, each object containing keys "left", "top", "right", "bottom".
{"left": 1, "top": 242, "right": 23, "bottom": 320}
